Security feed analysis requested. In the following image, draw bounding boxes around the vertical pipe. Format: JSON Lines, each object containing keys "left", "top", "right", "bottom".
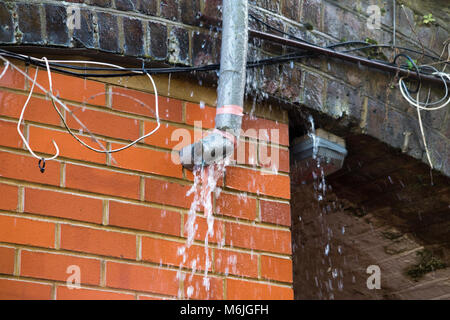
{"left": 179, "top": 0, "right": 248, "bottom": 170}
{"left": 393, "top": 0, "right": 396, "bottom": 48}
{"left": 215, "top": 0, "right": 249, "bottom": 136}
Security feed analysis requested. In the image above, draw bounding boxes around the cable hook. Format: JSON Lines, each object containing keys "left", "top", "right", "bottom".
{"left": 38, "top": 158, "right": 46, "bottom": 173}
{"left": 17, "top": 65, "right": 60, "bottom": 170}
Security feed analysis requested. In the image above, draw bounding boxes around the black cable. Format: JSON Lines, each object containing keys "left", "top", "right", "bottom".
{"left": 0, "top": 49, "right": 314, "bottom": 78}
{"left": 340, "top": 44, "right": 446, "bottom": 63}
{"left": 249, "top": 12, "right": 447, "bottom": 63}
{"left": 393, "top": 53, "right": 421, "bottom": 94}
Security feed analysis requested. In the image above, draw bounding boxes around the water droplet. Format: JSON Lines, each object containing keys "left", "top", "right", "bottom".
{"left": 324, "top": 244, "right": 330, "bottom": 256}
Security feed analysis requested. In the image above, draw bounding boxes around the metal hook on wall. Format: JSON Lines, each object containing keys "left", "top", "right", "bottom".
{"left": 16, "top": 65, "right": 60, "bottom": 172}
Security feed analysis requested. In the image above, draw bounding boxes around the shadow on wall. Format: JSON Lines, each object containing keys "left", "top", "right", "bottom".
{"left": 290, "top": 133, "right": 450, "bottom": 300}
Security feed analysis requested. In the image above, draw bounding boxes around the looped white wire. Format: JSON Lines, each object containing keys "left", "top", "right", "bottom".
{"left": 41, "top": 57, "right": 161, "bottom": 154}
{"left": 0, "top": 60, "right": 9, "bottom": 80}
{"left": 399, "top": 72, "right": 450, "bottom": 111}
{"left": 16, "top": 66, "right": 60, "bottom": 161}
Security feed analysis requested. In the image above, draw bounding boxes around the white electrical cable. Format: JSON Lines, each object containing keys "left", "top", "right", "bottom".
{"left": 398, "top": 69, "right": 450, "bottom": 170}
{"left": 399, "top": 72, "right": 450, "bottom": 111}
{"left": 41, "top": 56, "right": 162, "bottom": 154}
{"left": 0, "top": 54, "right": 161, "bottom": 164}
{"left": 401, "top": 66, "right": 449, "bottom": 107}
{"left": 0, "top": 61, "right": 9, "bottom": 80}
{"left": 415, "top": 86, "right": 434, "bottom": 169}
{"left": 16, "top": 66, "right": 60, "bottom": 162}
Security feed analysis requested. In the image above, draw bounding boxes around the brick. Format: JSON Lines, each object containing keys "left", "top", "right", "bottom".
{"left": 365, "top": 98, "right": 387, "bottom": 141}
{"left": 260, "top": 255, "right": 293, "bottom": 283}
{"left": 179, "top": 0, "right": 200, "bottom": 25}
{"left": 109, "top": 201, "right": 180, "bottom": 236}
{"left": 214, "top": 249, "right": 258, "bottom": 278}
{"left": 260, "top": 200, "right": 291, "bottom": 227}
{"left": 138, "top": 0, "right": 158, "bottom": 15}
{"left": 185, "top": 102, "right": 216, "bottom": 129}
{"left": 123, "top": 17, "right": 144, "bottom": 56}
{"left": 225, "top": 166, "right": 290, "bottom": 199}
{"left": 182, "top": 213, "right": 223, "bottom": 244}
{"left": 106, "top": 261, "right": 178, "bottom": 296}
{"left": 0, "top": 151, "right": 60, "bottom": 185}
{"left": 0, "top": 279, "right": 52, "bottom": 300}
{"left": 0, "top": 119, "right": 23, "bottom": 149}
{"left": 241, "top": 115, "right": 289, "bottom": 146}
{"left": 184, "top": 275, "right": 223, "bottom": 300}
{"left": 144, "top": 121, "right": 194, "bottom": 150}
{"left": 97, "top": 12, "right": 120, "bottom": 53}
{"left": 24, "top": 188, "right": 103, "bottom": 224}
{"left": 0, "top": 183, "right": 18, "bottom": 212}
{"left": 142, "top": 237, "right": 211, "bottom": 271}
{"left": 60, "top": 224, "right": 136, "bottom": 259}
{"left": 225, "top": 222, "right": 291, "bottom": 254}
{"left": 202, "top": 0, "right": 222, "bottom": 25}
{"left": 66, "top": 107, "right": 140, "bottom": 142}
{"left": 262, "top": 17, "right": 284, "bottom": 54}
{"left": 160, "top": 0, "right": 178, "bottom": 20}
{"left": 192, "top": 31, "right": 215, "bottom": 66}
{"left": 56, "top": 285, "right": 135, "bottom": 300}
{"left": 326, "top": 79, "right": 361, "bottom": 119}
{"left": 145, "top": 178, "right": 193, "bottom": 209}
{"left": 282, "top": 0, "right": 301, "bottom": 21}
{"left": 258, "top": 145, "right": 290, "bottom": 173}
{"left": 148, "top": 22, "right": 168, "bottom": 60}
{"left": 17, "top": 4, "right": 43, "bottom": 44}
{"left": 0, "top": 91, "right": 61, "bottom": 126}
{"left": 45, "top": 4, "right": 69, "bottom": 46}
{"left": 21, "top": 250, "right": 101, "bottom": 285}
{"left": 341, "top": 10, "right": 363, "bottom": 42}
{"left": 184, "top": 164, "right": 225, "bottom": 188}
{"left": 111, "top": 87, "right": 183, "bottom": 123}
{"left": 116, "top": 0, "right": 138, "bottom": 11}
{"left": 33, "top": 69, "right": 105, "bottom": 106}
{"left": 234, "top": 140, "right": 258, "bottom": 167}
{"left": 169, "top": 26, "right": 190, "bottom": 64}
{"left": 0, "top": 215, "right": 55, "bottom": 248}
{"left": 90, "top": 0, "right": 112, "bottom": 7}
{"left": 28, "top": 126, "right": 107, "bottom": 164}
{"left": 73, "top": 9, "right": 95, "bottom": 49}
{"left": 110, "top": 143, "right": 182, "bottom": 178}
{"left": 215, "top": 192, "right": 257, "bottom": 221}
{"left": 65, "top": 164, "right": 140, "bottom": 200}
{"left": 227, "top": 279, "right": 293, "bottom": 300}
{"left": 301, "top": 0, "right": 322, "bottom": 29}
{"left": 0, "top": 2, "right": 14, "bottom": 43}
{"left": 0, "top": 67, "right": 25, "bottom": 90}
{"left": 0, "top": 246, "right": 15, "bottom": 274}
{"left": 303, "top": 72, "right": 325, "bottom": 112}
{"left": 259, "top": 63, "right": 279, "bottom": 94}
{"left": 138, "top": 294, "right": 163, "bottom": 300}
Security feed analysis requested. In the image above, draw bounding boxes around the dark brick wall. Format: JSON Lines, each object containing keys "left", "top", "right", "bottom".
{"left": 0, "top": 0, "right": 449, "bottom": 176}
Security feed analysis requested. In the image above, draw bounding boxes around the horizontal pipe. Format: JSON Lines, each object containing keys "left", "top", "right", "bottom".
{"left": 249, "top": 29, "right": 449, "bottom": 86}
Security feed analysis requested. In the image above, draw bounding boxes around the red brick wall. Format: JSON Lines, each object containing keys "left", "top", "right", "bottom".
{"left": 0, "top": 63, "right": 292, "bottom": 300}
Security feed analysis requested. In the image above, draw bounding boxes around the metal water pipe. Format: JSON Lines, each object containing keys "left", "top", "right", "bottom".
{"left": 179, "top": 0, "right": 248, "bottom": 170}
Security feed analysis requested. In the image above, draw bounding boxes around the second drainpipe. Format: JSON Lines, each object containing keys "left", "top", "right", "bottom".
{"left": 179, "top": 0, "right": 248, "bottom": 170}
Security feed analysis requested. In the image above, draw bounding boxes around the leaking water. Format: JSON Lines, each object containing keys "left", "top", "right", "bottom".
{"left": 291, "top": 115, "right": 347, "bottom": 300}
{"left": 180, "top": 159, "right": 230, "bottom": 299}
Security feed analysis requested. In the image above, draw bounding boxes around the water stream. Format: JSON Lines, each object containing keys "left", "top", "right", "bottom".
{"left": 180, "top": 159, "right": 230, "bottom": 299}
